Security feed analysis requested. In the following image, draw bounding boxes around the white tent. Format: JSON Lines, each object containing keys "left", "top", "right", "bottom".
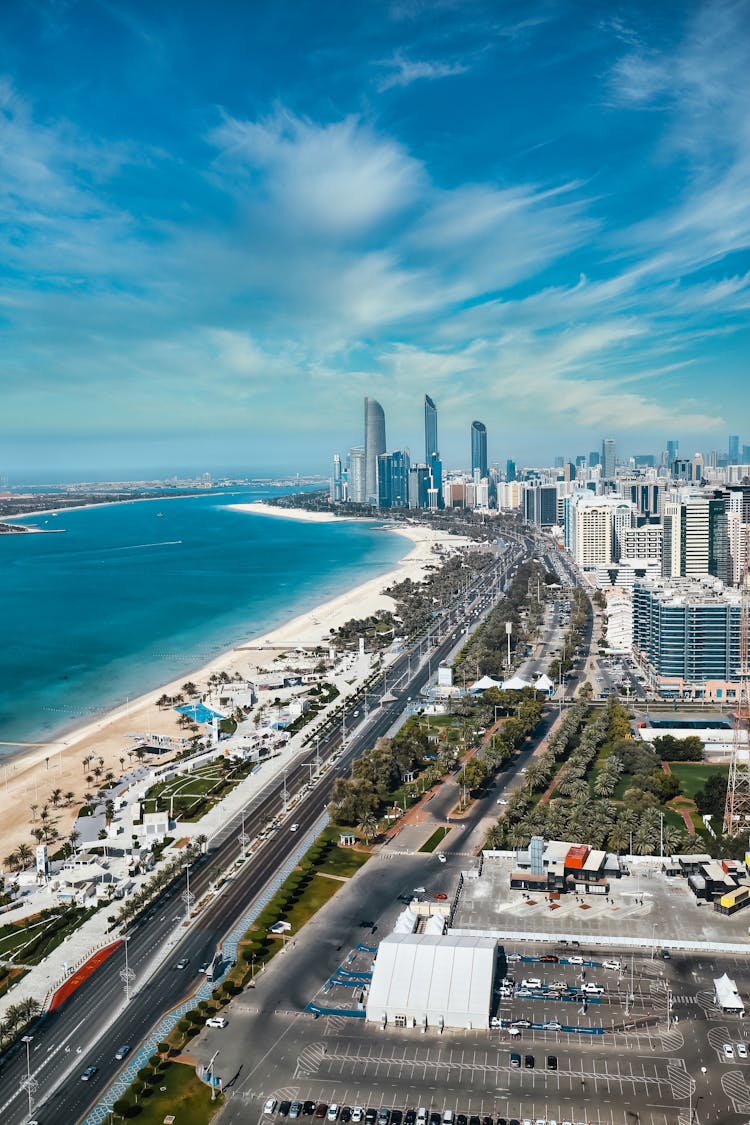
{"left": 535, "top": 674, "right": 555, "bottom": 693}
{"left": 714, "top": 973, "right": 744, "bottom": 1012}
{"left": 470, "top": 675, "right": 503, "bottom": 694}
{"left": 366, "top": 933, "right": 497, "bottom": 1030}
{"left": 501, "top": 676, "right": 532, "bottom": 691}
{"left": 392, "top": 908, "right": 418, "bottom": 934}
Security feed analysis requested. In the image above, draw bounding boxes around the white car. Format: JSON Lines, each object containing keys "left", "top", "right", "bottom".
{"left": 264, "top": 1098, "right": 278, "bottom": 1115}
{"left": 738, "top": 1043, "right": 748, "bottom": 1060}
{"left": 437, "top": 854, "right": 447, "bottom": 863}
{"left": 724, "top": 1043, "right": 735, "bottom": 1059}
{"left": 328, "top": 1106, "right": 340, "bottom": 1120}
{"left": 290, "top": 823, "right": 299, "bottom": 832}
{"left": 602, "top": 959, "right": 622, "bottom": 971}
{"left": 581, "top": 983, "right": 604, "bottom": 995}
{"left": 206, "top": 1016, "right": 228, "bottom": 1028}
{"left": 352, "top": 1109, "right": 365, "bottom": 1123}
{"left": 521, "top": 977, "right": 542, "bottom": 989}
{"left": 567, "top": 956, "right": 584, "bottom": 965}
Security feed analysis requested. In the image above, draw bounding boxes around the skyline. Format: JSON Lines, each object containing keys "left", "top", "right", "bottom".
{"left": 1, "top": 0, "right": 750, "bottom": 474}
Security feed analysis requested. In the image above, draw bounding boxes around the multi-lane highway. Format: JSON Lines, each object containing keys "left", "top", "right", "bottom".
{"left": 0, "top": 535, "right": 534, "bottom": 1124}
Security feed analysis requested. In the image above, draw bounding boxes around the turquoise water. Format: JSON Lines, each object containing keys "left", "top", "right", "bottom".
{"left": 0, "top": 490, "right": 405, "bottom": 753}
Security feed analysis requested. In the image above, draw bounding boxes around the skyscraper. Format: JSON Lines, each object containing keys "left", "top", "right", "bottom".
{"left": 601, "top": 439, "right": 616, "bottom": 481}
{"left": 471, "top": 420, "right": 488, "bottom": 479}
{"left": 330, "top": 454, "right": 342, "bottom": 503}
{"left": 348, "top": 447, "right": 366, "bottom": 504}
{"left": 364, "top": 397, "right": 386, "bottom": 505}
{"left": 424, "top": 394, "right": 438, "bottom": 464}
{"left": 377, "top": 450, "right": 410, "bottom": 508}
{"left": 729, "top": 435, "right": 740, "bottom": 464}
{"left": 506, "top": 458, "right": 516, "bottom": 482}
{"left": 667, "top": 439, "right": 679, "bottom": 465}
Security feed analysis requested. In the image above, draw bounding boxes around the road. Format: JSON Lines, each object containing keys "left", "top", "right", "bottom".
{"left": 0, "top": 538, "right": 535, "bottom": 1125}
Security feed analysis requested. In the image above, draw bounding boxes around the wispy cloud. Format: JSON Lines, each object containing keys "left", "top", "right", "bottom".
{"left": 376, "top": 52, "right": 469, "bottom": 91}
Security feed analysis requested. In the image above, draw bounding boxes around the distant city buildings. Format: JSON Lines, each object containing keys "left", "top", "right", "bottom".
{"left": 364, "top": 397, "right": 386, "bottom": 505}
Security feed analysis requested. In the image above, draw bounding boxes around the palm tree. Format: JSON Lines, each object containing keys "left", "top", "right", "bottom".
{"left": 4, "top": 852, "right": 19, "bottom": 872}
{"left": 65, "top": 790, "right": 74, "bottom": 805}
{"left": 29, "top": 803, "right": 39, "bottom": 825}
{"left": 662, "top": 825, "right": 684, "bottom": 856}
{"left": 357, "top": 814, "right": 378, "bottom": 845}
{"left": 16, "top": 843, "right": 33, "bottom": 868}
{"left": 50, "top": 788, "right": 63, "bottom": 808}
{"left": 86, "top": 773, "right": 94, "bottom": 788}
{"left": 119, "top": 756, "right": 126, "bottom": 773}
{"left": 105, "top": 770, "right": 115, "bottom": 785}
{"left": 93, "top": 764, "right": 103, "bottom": 782}
{"left": 104, "top": 800, "right": 115, "bottom": 827}
{"left": 69, "top": 829, "right": 81, "bottom": 856}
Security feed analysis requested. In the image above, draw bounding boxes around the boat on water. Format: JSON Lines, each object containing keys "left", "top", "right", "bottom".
{"left": 156, "top": 512, "right": 165, "bottom": 517}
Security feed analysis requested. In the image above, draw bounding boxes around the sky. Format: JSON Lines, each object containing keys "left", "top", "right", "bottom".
{"left": 1, "top": 0, "right": 749, "bottom": 477}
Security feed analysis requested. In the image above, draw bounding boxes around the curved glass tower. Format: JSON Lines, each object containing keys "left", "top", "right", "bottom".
{"left": 364, "top": 397, "right": 386, "bottom": 504}
{"left": 471, "top": 420, "right": 488, "bottom": 479}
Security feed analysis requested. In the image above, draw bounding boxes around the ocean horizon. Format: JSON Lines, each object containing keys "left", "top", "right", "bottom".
{"left": 0, "top": 489, "right": 406, "bottom": 755}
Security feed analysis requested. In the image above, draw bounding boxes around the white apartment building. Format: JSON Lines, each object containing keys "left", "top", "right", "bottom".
{"left": 728, "top": 510, "right": 750, "bottom": 585}
{"left": 496, "top": 481, "right": 522, "bottom": 509}
{"left": 603, "top": 590, "right": 633, "bottom": 653}
{"left": 569, "top": 492, "right": 635, "bottom": 571}
{"left": 620, "top": 524, "right": 663, "bottom": 564}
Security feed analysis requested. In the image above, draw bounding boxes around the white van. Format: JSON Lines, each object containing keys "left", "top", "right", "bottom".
{"left": 443, "top": 1112, "right": 454, "bottom": 1125}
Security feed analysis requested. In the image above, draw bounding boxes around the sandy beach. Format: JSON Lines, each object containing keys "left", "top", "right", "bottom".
{"left": 0, "top": 513, "right": 470, "bottom": 863}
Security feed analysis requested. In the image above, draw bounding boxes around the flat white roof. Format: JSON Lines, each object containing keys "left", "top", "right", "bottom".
{"left": 367, "top": 933, "right": 496, "bottom": 1026}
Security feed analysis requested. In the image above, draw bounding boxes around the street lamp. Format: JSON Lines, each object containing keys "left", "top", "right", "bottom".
{"left": 21, "top": 1034, "right": 37, "bottom": 1119}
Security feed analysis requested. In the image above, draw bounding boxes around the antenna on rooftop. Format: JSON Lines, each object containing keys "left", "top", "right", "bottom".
{"left": 723, "top": 525, "right": 750, "bottom": 835}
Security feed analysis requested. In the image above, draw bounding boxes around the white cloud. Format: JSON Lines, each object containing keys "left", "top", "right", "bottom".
{"left": 376, "top": 52, "right": 469, "bottom": 91}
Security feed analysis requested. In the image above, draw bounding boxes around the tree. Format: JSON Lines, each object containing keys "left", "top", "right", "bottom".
{"left": 16, "top": 842, "right": 33, "bottom": 868}
{"left": 49, "top": 788, "right": 63, "bottom": 808}
{"left": 695, "top": 773, "right": 729, "bottom": 819}
{"left": 357, "top": 814, "right": 378, "bottom": 845}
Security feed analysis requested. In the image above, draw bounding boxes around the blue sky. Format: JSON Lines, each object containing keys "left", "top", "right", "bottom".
{"left": 1, "top": 0, "right": 749, "bottom": 476}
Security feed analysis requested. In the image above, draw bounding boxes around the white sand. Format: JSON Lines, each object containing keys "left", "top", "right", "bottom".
{"left": 0, "top": 516, "right": 471, "bottom": 861}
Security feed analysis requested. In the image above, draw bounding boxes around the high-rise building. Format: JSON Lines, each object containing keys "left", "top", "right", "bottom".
{"left": 523, "top": 483, "right": 558, "bottom": 528}
{"left": 667, "top": 439, "right": 679, "bottom": 465}
{"left": 506, "top": 458, "right": 516, "bottom": 482}
{"left": 742, "top": 445, "right": 750, "bottom": 464}
{"left": 330, "top": 454, "right": 343, "bottom": 503}
{"left": 633, "top": 577, "right": 741, "bottom": 700}
{"left": 408, "top": 465, "right": 431, "bottom": 509}
{"left": 601, "top": 439, "right": 616, "bottom": 481}
{"left": 729, "top": 435, "right": 740, "bottom": 464}
{"left": 429, "top": 452, "right": 444, "bottom": 508}
{"left": 662, "top": 493, "right": 729, "bottom": 581}
{"left": 377, "top": 450, "right": 410, "bottom": 508}
{"left": 348, "top": 447, "right": 366, "bottom": 504}
{"left": 424, "top": 394, "right": 438, "bottom": 464}
{"left": 364, "top": 397, "right": 386, "bottom": 505}
{"left": 470, "top": 420, "right": 488, "bottom": 480}
{"left": 589, "top": 450, "right": 601, "bottom": 468}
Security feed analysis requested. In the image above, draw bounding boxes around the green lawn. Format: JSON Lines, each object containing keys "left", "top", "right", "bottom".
{"left": 419, "top": 827, "right": 452, "bottom": 853}
{"left": 126, "top": 1061, "right": 222, "bottom": 1124}
{"left": 668, "top": 762, "right": 729, "bottom": 800}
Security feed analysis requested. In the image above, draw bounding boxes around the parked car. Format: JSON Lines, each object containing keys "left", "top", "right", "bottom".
{"left": 328, "top": 1107, "right": 340, "bottom": 1121}
{"left": 315, "top": 1105, "right": 328, "bottom": 1119}
{"left": 602, "top": 960, "right": 621, "bottom": 971}
{"left": 567, "top": 956, "right": 584, "bottom": 965}
{"left": 279, "top": 1102, "right": 292, "bottom": 1117}
{"left": 510, "top": 1053, "right": 521, "bottom": 1068}
{"left": 524, "top": 1055, "right": 535, "bottom": 1069}
{"left": 738, "top": 1043, "right": 748, "bottom": 1060}
{"left": 581, "top": 983, "right": 604, "bottom": 995}
{"left": 521, "top": 978, "right": 542, "bottom": 989}
{"left": 351, "top": 1109, "right": 364, "bottom": 1123}
{"left": 303, "top": 1102, "right": 316, "bottom": 1116}
{"left": 265, "top": 1099, "right": 279, "bottom": 1115}
{"left": 340, "top": 1110, "right": 353, "bottom": 1123}
{"left": 290, "top": 1103, "right": 302, "bottom": 1119}
{"left": 379, "top": 1111, "right": 391, "bottom": 1125}
{"left": 206, "top": 1016, "right": 228, "bottom": 1028}
{"left": 547, "top": 1055, "right": 558, "bottom": 1070}
{"left": 724, "top": 1044, "right": 735, "bottom": 1059}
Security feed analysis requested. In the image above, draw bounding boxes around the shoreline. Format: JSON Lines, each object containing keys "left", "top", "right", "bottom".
{"left": 0, "top": 515, "right": 471, "bottom": 860}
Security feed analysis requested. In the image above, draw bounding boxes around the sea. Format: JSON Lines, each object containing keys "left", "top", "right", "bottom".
{"left": 0, "top": 489, "right": 407, "bottom": 755}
